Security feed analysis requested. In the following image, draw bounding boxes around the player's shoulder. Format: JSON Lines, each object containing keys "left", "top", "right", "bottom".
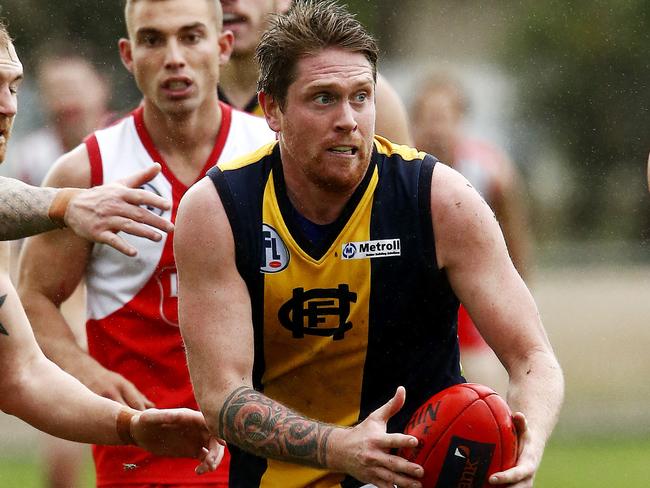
{"left": 44, "top": 144, "right": 92, "bottom": 189}
{"left": 374, "top": 135, "right": 426, "bottom": 162}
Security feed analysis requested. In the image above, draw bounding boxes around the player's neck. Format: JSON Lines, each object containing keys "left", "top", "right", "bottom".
{"left": 220, "top": 54, "right": 259, "bottom": 110}
{"left": 141, "top": 98, "right": 223, "bottom": 185}
{"left": 142, "top": 97, "right": 222, "bottom": 152}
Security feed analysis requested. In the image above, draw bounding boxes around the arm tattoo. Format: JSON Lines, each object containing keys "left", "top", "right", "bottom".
{"left": 0, "top": 294, "right": 8, "bottom": 336}
{"left": 219, "top": 387, "right": 334, "bottom": 468}
{"left": 0, "top": 177, "right": 58, "bottom": 240}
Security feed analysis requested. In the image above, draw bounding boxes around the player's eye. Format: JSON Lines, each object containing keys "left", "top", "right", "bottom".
{"left": 140, "top": 33, "right": 163, "bottom": 47}
{"left": 353, "top": 92, "right": 368, "bottom": 103}
{"left": 314, "top": 94, "right": 334, "bottom": 105}
{"left": 182, "top": 32, "right": 202, "bottom": 44}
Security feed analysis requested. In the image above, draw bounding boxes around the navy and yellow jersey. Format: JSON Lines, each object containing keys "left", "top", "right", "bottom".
{"left": 207, "top": 136, "right": 464, "bottom": 488}
{"left": 218, "top": 86, "right": 265, "bottom": 117}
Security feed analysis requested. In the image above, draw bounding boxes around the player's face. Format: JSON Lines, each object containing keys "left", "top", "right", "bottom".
{"left": 265, "top": 48, "right": 376, "bottom": 195}
{"left": 0, "top": 40, "right": 23, "bottom": 163}
{"left": 412, "top": 89, "right": 462, "bottom": 164}
{"left": 120, "top": 0, "right": 233, "bottom": 116}
{"left": 220, "top": 0, "right": 289, "bottom": 57}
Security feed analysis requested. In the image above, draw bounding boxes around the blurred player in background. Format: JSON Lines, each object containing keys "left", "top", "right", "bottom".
{"left": 176, "top": 2, "right": 563, "bottom": 487}
{"left": 18, "top": 0, "right": 275, "bottom": 486}
{"left": 4, "top": 45, "right": 116, "bottom": 488}
{"left": 410, "top": 73, "right": 532, "bottom": 394}
{"left": 218, "top": 0, "right": 414, "bottom": 145}
{"left": 0, "top": 17, "right": 222, "bottom": 473}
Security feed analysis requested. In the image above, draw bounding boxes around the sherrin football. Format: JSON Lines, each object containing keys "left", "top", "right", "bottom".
{"left": 398, "top": 383, "right": 517, "bottom": 488}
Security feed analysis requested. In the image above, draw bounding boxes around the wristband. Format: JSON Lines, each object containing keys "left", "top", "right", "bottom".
{"left": 47, "top": 188, "right": 83, "bottom": 228}
{"left": 116, "top": 408, "right": 137, "bottom": 446}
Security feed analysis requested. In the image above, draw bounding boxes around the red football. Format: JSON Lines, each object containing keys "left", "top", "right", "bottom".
{"left": 399, "top": 383, "right": 518, "bottom": 488}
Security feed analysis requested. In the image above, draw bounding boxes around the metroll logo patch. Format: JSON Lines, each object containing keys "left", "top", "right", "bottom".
{"left": 341, "top": 238, "right": 401, "bottom": 260}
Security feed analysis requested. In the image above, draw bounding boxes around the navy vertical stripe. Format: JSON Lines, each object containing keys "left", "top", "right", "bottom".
{"left": 208, "top": 164, "right": 271, "bottom": 487}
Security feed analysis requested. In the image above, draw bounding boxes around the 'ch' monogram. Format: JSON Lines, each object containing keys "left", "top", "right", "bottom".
{"left": 278, "top": 285, "right": 357, "bottom": 340}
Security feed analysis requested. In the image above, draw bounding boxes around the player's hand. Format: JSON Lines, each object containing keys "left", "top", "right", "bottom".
{"left": 488, "top": 412, "right": 539, "bottom": 487}
{"left": 64, "top": 163, "right": 174, "bottom": 256}
{"left": 329, "top": 386, "right": 424, "bottom": 488}
{"left": 83, "top": 366, "right": 155, "bottom": 410}
{"left": 130, "top": 408, "right": 226, "bottom": 469}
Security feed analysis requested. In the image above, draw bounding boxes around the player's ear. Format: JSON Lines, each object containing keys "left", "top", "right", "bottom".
{"left": 259, "top": 91, "right": 281, "bottom": 133}
{"left": 118, "top": 38, "right": 134, "bottom": 73}
{"left": 217, "top": 30, "right": 234, "bottom": 66}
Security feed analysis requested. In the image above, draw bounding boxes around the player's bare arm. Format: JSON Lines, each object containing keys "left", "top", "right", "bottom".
{"left": 0, "top": 258, "right": 221, "bottom": 470}
{"left": 430, "top": 163, "right": 564, "bottom": 487}
{"left": 0, "top": 176, "right": 59, "bottom": 239}
{"left": 176, "top": 180, "right": 423, "bottom": 488}
{"left": 18, "top": 148, "right": 153, "bottom": 410}
{"left": 0, "top": 155, "right": 173, "bottom": 255}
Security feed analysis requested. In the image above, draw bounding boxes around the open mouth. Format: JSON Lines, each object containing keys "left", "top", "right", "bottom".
{"left": 328, "top": 146, "right": 358, "bottom": 156}
{"left": 223, "top": 12, "right": 247, "bottom": 26}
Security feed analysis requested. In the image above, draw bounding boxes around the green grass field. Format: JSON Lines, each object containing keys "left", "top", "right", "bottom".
{"left": 1, "top": 438, "right": 649, "bottom": 487}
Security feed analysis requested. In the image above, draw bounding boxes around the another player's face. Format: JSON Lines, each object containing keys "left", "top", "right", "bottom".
{"left": 412, "top": 89, "right": 462, "bottom": 165}
{"left": 120, "top": 0, "right": 233, "bottom": 116}
{"left": 39, "top": 59, "right": 108, "bottom": 149}
{"left": 220, "top": 0, "right": 288, "bottom": 57}
{"left": 267, "top": 48, "right": 375, "bottom": 195}
{"left": 0, "top": 40, "right": 22, "bottom": 163}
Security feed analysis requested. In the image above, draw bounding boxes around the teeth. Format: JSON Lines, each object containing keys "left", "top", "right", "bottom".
{"left": 168, "top": 80, "right": 189, "bottom": 90}
{"left": 331, "top": 146, "right": 353, "bottom": 153}
{"left": 223, "top": 13, "right": 237, "bottom": 22}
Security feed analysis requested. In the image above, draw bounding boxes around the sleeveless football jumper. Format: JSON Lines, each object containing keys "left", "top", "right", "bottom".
{"left": 208, "top": 136, "right": 464, "bottom": 488}
{"left": 84, "top": 102, "right": 275, "bottom": 486}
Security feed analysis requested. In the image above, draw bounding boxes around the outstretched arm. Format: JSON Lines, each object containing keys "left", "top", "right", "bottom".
{"left": 431, "top": 164, "right": 564, "bottom": 488}
{"left": 176, "top": 179, "right": 423, "bottom": 487}
{"left": 0, "top": 252, "right": 221, "bottom": 470}
{"left": 18, "top": 147, "right": 153, "bottom": 410}
{"left": 0, "top": 158, "right": 173, "bottom": 256}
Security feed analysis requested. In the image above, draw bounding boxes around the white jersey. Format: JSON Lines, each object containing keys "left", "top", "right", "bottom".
{"left": 82, "top": 101, "right": 275, "bottom": 486}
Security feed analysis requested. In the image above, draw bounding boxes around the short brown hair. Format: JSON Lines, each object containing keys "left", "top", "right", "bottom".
{"left": 123, "top": 0, "right": 222, "bottom": 37}
{"left": 255, "top": 0, "right": 378, "bottom": 109}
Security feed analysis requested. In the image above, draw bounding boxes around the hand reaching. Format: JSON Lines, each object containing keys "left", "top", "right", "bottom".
{"left": 330, "top": 386, "right": 424, "bottom": 488}
{"left": 130, "top": 408, "right": 225, "bottom": 473}
{"left": 63, "top": 163, "right": 174, "bottom": 256}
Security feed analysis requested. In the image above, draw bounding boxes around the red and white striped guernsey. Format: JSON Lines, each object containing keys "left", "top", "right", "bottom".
{"left": 83, "top": 102, "right": 275, "bottom": 486}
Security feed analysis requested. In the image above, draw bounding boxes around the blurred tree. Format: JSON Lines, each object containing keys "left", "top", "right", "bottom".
{"left": 504, "top": 0, "right": 650, "bottom": 240}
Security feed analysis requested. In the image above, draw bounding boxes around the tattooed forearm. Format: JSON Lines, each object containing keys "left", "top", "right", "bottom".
{"left": 0, "top": 177, "right": 59, "bottom": 240}
{"left": 219, "top": 387, "right": 334, "bottom": 468}
{"left": 0, "top": 294, "right": 8, "bottom": 336}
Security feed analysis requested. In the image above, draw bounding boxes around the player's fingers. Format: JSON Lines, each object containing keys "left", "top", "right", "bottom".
{"left": 369, "top": 465, "right": 422, "bottom": 488}
{"left": 119, "top": 163, "right": 162, "bottom": 190}
{"left": 121, "top": 382, "right": 154, "bottom": 410}
{"left": 122, "top": 187, "right": 173, "bottom": 215}
{"left": 379, "top": 451, "right": 423, "bottom": 479}
{"left": 377, "top": 432, "right": 419, "bottom": 451}
{"left": 370, "top": 386, "right": 406, "bottom": 423}
{"left": 95, "top": 230, "right": 137, "bottom": 257}
{"left": 102, "top": 202, "right": 170, "bottom": 237}
{"left": 488, "top": 464, "right": 533, "bottom": 485}
{"left": 117, "top": 219, "right": 165, "bottom": 242}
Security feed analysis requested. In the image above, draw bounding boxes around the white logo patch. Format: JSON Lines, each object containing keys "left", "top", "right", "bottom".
{"left": 341, "top": 239, "right": 401, "bottom": 260}
{"left": 261, "top": 224, "right": 290, "bottom": 273}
